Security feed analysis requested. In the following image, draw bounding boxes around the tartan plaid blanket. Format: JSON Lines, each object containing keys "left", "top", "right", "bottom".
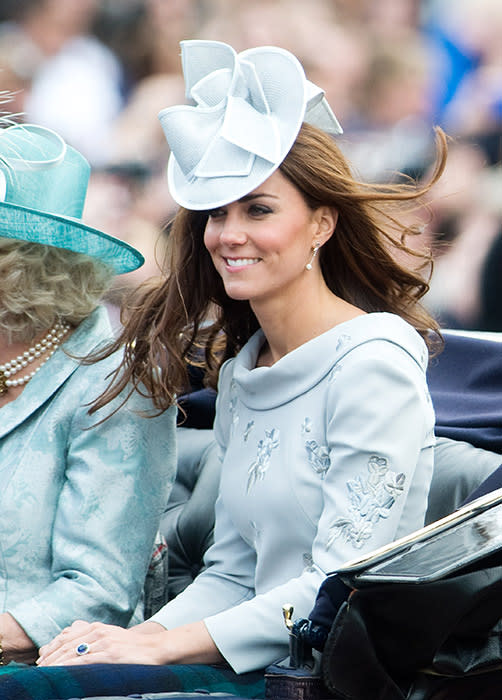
{"left": 0, "top": 662, "right": 265, "bottom": 700}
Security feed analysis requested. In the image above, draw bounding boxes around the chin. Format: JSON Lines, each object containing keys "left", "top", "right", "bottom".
{"left": 225, "top": 290, "right": 252, "bottom": 302}
{"left": 222, "top": 282, "right": 253, "bottom": 302}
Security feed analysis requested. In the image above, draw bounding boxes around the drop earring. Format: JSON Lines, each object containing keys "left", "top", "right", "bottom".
{"left": 305, "top": 244, "right": 320, "bottom": 271}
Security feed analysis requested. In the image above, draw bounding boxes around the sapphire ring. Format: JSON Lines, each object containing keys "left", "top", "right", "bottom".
{"left": 75, "top": 642, "right": 90, "bottom": 656}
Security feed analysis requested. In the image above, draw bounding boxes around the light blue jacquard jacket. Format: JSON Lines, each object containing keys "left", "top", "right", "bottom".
{"left": 0, "top": 306, "right": 176, "bottom": 647}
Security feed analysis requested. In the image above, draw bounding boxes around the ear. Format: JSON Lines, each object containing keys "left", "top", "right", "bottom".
{"left": 312, "top": 206, "right": 338, "bottom": 246}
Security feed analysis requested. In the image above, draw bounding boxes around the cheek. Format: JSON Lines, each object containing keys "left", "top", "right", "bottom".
{"left": 203, "top": 226, "right": 221, "bottom": 271}
{"left": 203, "top": 225, "right": 217, "bottom": 254}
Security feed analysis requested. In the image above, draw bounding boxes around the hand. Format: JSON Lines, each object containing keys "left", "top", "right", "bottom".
{"left": 36, "top": 619, "right": 167, "bottom": 666}
{"left": 0, "top": 612, "right": 37, "bottom": 664}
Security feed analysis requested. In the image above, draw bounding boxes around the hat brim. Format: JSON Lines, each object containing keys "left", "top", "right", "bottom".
{"left": 167, "top": 150, "right": 289, "bottom": 211}
{"left": 0, "top": 201, "right": 144, "bottom": 274}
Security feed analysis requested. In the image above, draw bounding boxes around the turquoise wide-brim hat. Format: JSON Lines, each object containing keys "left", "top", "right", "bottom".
{"left": 0, "top": 124, "right": 144, "bottom": 274}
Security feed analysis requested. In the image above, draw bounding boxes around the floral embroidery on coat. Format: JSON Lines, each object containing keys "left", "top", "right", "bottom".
{"left": 328, "top": 364, "right": 342, "bottom": 382}
{"left": 247, "top": 428, "right": 280, "bottom": 492}
{"left": 229, "top": 379, "right": 239, "bottom": 433}
{"left": 303, "top": 552, "right": 315, "bottom": 572}
{"left": 336, "top": 334, "right": 351, "bottom": 352}
{"left": 243, "top": 421, "right": 255, "bottom": 442}
{"left": 327, "top": 455, "right": 406, "bottom": 549}
{"left": 305, "top": 439, "right": 331, "bottom": 478}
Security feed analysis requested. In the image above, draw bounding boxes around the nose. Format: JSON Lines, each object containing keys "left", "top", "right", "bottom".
{"left": 218, "top": 210, "right": 248, "bottom": 246}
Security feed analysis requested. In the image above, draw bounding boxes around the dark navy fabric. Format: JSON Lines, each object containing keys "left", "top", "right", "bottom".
{"left": 177, "top": 365, "right": 216, "bottom": 429}
{"left": 306, "top": 574, "right": 351, "bottom": 650}
{"left": 0, "top": 663, "right": 265, "bottom": 700}
{"left": 427, "top": 332, "right": 502, "bottom": 454}
{"left": 177, "top": 388, "right": 217, "bottom": 429}
{"left": 463, "top": 465, "right": 502, "bottom": 505}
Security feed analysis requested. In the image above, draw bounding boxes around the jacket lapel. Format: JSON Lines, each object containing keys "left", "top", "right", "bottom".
{"left": 0, "top": 307, "right": 113, "bottom": 440}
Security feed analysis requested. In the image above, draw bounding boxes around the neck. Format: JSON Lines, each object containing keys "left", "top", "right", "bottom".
{"left": 0, "top": 321, "right": 70, "bottom": 398}
{"left": 252, "top": 282, "right": 365, "bottom": 366}
{"left": 0, "top": 338, "right": 31, "bottom": 362}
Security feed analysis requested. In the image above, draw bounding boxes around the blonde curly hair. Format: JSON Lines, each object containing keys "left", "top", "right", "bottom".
{"left": 0, "top": 239, "right": 115, "bottom": 343}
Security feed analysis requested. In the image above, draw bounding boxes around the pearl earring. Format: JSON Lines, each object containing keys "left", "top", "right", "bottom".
{"left": 305, "top": 244, "right": 320, "bottom": 271}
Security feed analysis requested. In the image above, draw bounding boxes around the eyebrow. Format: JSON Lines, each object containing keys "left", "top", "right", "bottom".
{"left": 238, "top": 192, "right": 279, "bottom": 203}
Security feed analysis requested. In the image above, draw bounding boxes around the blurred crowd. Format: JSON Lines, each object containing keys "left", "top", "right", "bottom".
{"left": 0, "top": 0, "right": 501, "bottom": 330}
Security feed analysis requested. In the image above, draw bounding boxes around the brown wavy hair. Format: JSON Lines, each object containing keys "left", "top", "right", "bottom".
{"left": 90, "top": 122, "right": 447, "bottom": 414}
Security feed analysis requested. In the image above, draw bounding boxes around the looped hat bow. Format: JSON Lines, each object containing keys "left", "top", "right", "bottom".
{"left": 158, "top": 40, "right": 342, "bottom": 210}
{"left": 0, "top": 124, "right": 143, "bottom": 273}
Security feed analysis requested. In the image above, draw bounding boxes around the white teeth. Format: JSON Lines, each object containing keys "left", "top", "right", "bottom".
{"left": 226, "top": 258, "right": 260, "bottom": 267}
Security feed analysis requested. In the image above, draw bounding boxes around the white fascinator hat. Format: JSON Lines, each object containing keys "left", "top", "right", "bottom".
{"left": 158, "top": 40, "right": 343, "bottom": 211}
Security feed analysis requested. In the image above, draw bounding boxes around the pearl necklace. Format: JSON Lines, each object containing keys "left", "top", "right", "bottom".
{"left": 0, "top": 320, "right": 71, "bottom": 395}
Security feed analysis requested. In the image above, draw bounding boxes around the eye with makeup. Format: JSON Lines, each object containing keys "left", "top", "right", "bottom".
{"left": 206, "top": 202, "right": 273, "bottom": 220}
{"left": 206, "top": 207, "right": 226, "bottom": 220}
{"left": 248, "top": 203, "right": 273, "bottom": 217}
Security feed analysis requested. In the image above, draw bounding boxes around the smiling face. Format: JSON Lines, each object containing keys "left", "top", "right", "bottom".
{"left": 203, "top": 169, "right": 335, "bottom": 308}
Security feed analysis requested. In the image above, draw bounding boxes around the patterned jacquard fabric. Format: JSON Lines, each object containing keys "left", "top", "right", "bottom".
{"left": 0, "top": 306, "right": 177, "bottom": 645}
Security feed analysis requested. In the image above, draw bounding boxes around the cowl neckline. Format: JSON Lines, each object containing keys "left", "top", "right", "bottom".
{"left": 230, "top": 312, "right": 427, "bottom": 410}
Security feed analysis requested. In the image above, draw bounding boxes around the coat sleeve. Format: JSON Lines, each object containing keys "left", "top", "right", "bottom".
{"left": 150, "top": 358, "right": 257, "bottom": 628}
{"left": 8, "top": 354, "right": 177, "bottom": 647}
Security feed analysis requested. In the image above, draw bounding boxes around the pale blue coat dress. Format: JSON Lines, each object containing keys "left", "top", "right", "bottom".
{"left": 0, "top": 306, "right": 177, "bottom": 647}
{"left": 151, "top": 313, "right": 435, "bottom": 673}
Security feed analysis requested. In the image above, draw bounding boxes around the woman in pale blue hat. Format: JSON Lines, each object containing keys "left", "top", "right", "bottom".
{"left": 35, "top": 40, "right": 447, "bottom": 697}
{"left": 0, "top": 123, "right": 177, "bottom": 665}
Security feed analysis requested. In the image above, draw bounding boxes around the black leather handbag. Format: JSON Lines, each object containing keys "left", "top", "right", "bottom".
{"left": 319, "top": 488, "right": 502, "bottom": 699}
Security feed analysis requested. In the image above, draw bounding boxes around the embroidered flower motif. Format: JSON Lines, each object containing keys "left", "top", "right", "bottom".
{"left": 247, "top": 428, "right": 280, "bottom": 492}
{"left": 229, "top": 380, "right": 239, "bottom": 431}
{"left": 336, "top": 334, "right": 351, "bottom": 352}
{"left": 328, "top": 364, "right": 342, "bottom": 382}
{"left": 327, "top": 518, "right": 374, "bottom": 549}
{"left": 327, "top": 455, "right": 406, "bottom": 549}
{"left": 243, "top": 421, "right": 255, "bottom": 441}
{"left": 306, "top": 440, "right": 331, "bottom": 478}
{"left": 303, "top": 552, "right": 315, "bottom": 572}
{"left": 301, "top": 417, "right": 312, "bottom": 434}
